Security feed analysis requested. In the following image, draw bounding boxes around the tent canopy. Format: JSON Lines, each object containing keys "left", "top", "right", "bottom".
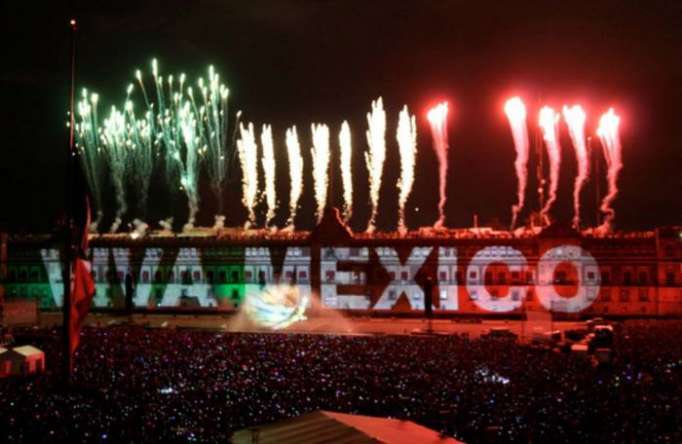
{"left": 231, "top": 410, "right": 462, "bottom": 444}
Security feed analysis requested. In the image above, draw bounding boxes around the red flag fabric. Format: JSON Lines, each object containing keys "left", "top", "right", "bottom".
{"left": 70, "top": 258, "right": 95, "bottom": 355}
{"left": 69, "top": 195, "right": 94, "bottom": 356}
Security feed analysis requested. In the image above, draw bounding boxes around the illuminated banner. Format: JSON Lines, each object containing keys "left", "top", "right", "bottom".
{"left": 13, "top": 243, "right": 602, "bottom": 314}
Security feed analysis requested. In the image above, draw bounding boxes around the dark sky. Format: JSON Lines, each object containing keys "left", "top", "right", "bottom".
{"left": 2, "top": 0, "right": 681, "bottom": 232}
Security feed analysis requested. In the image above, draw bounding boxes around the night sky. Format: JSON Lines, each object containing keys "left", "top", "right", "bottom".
{"left": 2, "top": 1, "right": 681, "bottom": 232}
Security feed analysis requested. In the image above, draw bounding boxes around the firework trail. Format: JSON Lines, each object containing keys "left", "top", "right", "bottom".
{"left": 504, "top": 97, "right": 529, "bottom": 230}
{"left": 177, "top": 102, "right": 201, "bottom": 231}
{"left": 596, "top": 108, "right": 622, "bottom": 233}
{"left": 75, "top": 90, "right": 104, "bottom": 231}
{"left": 199, "top": 66, "right": 230, "bottom": 214}
{"left": 100, "top": 105, "right": 129, "bottom": 232}
{"left": 339, "top": 121, "right": 353, "bottom": 222}
{"left": 396, "top": 105, "right": 417, "bottom": 233}
{"left": 538, "top": 106, "right": 561, "bottom": 225}
{"left": 260, "top": 124, "right": 276, "bottom": 228}
{"left": 426, "top": 102, "right": 449, "bottom": 229}
{"left": 364, "top": 97, "right": 386, "bottom": 232}
{"left": 563, "top": 105, "right": 589, "bottom": 230}
{"left": 284, "top": 126, "right": 304, "bottom": 229}
{"left": 285, "top": 126, "right": 303, "bottom": 230}
{"left": 237, "top": 122, "right": 259, "bottom": 228}
{"left": 311, "top": 123, "right": 331, "bottom": 223}
{"left": 122, "top": 96, "right": 154, "bottom": 220}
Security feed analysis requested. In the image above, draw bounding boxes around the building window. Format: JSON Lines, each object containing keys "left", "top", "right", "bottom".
{"left": 231, "top": 270, "right": 239, "bottom": 283}
{"left": 498, "top": 273, "right": 506, "bottom": 284}
{"left": 623, "top": 272, "right": 632, "bottom": 286}
{"left": 244, "top": 271, "right": 252, "bottom": 282}
{"left": 666, "top": 272, "right": 675, "bottom": 286}
{"left": 142, "top": 271, "right": 150, "bottom": 283}
{"left": 193, "top": 271, "right": 201, "bottom": 282}
{"left": 220, "top": 271, "right": 227, "bottom": 283}
{"left": 439, "top": 271, "right": 447, "bottom": 282}
{"left": 401, "top": 271, "right": 409, "bottom": 281}
{"left": 469, "top": 271, "right": 478, "bottom": 280}
{"left": 554, "top": 271, "right": 567, "bottom": 285}
{"left": 326, "top": 271, "right": 335, "bottom": 282}
{"left": 619, "top": 289, "right": 630, "bottom": 302}
{"left": 155, "top": 270, "right": 163, "bottom": 282}
{"left": 285, "top": 271, "right": 294, "bottom": 280}
{"left": 485, "top": 272, "right": 492, "bottom": 284}
{"left": 601, "top": 289, "right": 611, "bottom": 302}
{"left": 638, "top": 272, "right": 648, "bottom": 285}
{"left": 602, "top": 272, "right": 611, "bottom": 285}
{"left": 298, "top": 271, "right": 308, "bottom": 280}
{"left": 389, "top": 271, "right": 396, "bottom": 281}
{"left": 587, "top": 271, "right": 595, "bottom": 281}
{"left": 206, "top": 271, "right": 214, "bottom": 284}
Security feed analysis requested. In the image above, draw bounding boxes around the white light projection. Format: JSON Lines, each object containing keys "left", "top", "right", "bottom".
{"left": 536, "top": 245, "right": 600, "bottom": 313}
{"left": 374, "top": 246, "right": 433, "bottom": 310}
{"left": 320, "top": 247, "right": 370, "bottom": 309}
{"left": 466, "top": 246, "right": 528, "bottom": 312}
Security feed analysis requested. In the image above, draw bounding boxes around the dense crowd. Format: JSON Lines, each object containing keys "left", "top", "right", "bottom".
{"left": 1, "top": 322, "right": 681, "bottom": 443}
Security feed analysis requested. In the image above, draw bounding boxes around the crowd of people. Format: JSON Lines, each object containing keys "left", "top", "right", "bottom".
{"left": 1, "top": 322, "right": 681, "bottom": 443}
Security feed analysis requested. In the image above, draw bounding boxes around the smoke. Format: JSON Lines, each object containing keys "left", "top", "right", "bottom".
{"left": 101, "top": 106, "right": 129, "bottom": 233}
{"left": 311, "top": 123, "right": 331, "bottom": 223}
{"left": 237, "top": 122, "right": 259, "bottom": 229}
{"left": 396, "top": 105, "right": 417, "bottom": 233}
{"left": 159, "top": 217, "right": 173, "bottom": 232}
{"left": 129, "top": 219, "right": 149, "bottom": 239}
{"left": 563, "top": 105, "right": 589, "bottom": 230}
{"left": 426, "top": 102, "right": 449, "bottom": 229}
{"left": 365, "top": 97, "right": 387, "bottom": 232}
{"left": 538, "top": 106, "right": 561, "bottom": 225}
{"left": 260, "top": 124, "right": 277, "bottom": 228}
{"left": 285, "top": 126, "right": 303, "bottom": 230}
{"left": 212, "top": 215, "right": 225, "bottom": 231}
{"left": 504, "top": 97, "right": 529, "bottom": 230}
{"left": 339, "top": 121, "right": 353, "bottom": 222}
{"left": 596, "top": 108, "right": 623, "bottom": 233}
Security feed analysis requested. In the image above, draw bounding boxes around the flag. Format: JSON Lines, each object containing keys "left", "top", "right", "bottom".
{"left": 68, "top": 161, "right": 96, "bottom": 356}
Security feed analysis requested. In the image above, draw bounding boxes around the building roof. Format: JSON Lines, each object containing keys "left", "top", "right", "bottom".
{"left": 230, "top": 410, "right": 462, "bottom": 444}
{"left": 10, "top": 345, "right": 44, "bottom": 358}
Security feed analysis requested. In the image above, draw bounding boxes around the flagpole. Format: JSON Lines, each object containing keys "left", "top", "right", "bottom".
{"left": 62, "top": 17, "right": 78, "bottom": 383}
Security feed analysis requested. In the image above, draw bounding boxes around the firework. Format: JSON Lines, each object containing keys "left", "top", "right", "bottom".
{"left": 504, "top": 97, "right": 529, "bottom": 230}
{"left": 596, "top": 108, "right": 622, "bottom": 233}
{"left": 200, "top": 66, "right": 230, "bottom": 214}
{"left": 563, "top": 105, "right": 589, "bottom": 230}
{"left": 538, "top": 106, "right": 561, "bottom": 225}
{"left": 122, "top": 97, "right": 154, "bottom": 220}
{"left": 339, "top": 121, "right": 353, "bottom": 222}
{"left": 427, "top": 102, "right": 449, "bottom": 229}
{"left": 285, "top": 126, "right": 303, "bottom": 230}
{"left": 237, "top": 122, "right": 259, "bottom": 228}
{"left": 311, "top": 123, "right": 331, "bottom": 223}
{"left": 75, "top": 90, "right": 104, "bottom": 231}
{"left": 396, "top": 105, "right": 417, "bottom": 233}
{"left": 261, "top": 124, "right": 277, "bottom": 228}
{"left": 100, "top": 105, "right": 129, "bottom": 232}
{"left": 365, "top": 97, "right": 386, "bottom": 232}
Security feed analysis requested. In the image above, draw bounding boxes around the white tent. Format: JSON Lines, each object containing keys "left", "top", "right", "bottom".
{"left": 0, "top": 345, "right": 45, "bottom": 377}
